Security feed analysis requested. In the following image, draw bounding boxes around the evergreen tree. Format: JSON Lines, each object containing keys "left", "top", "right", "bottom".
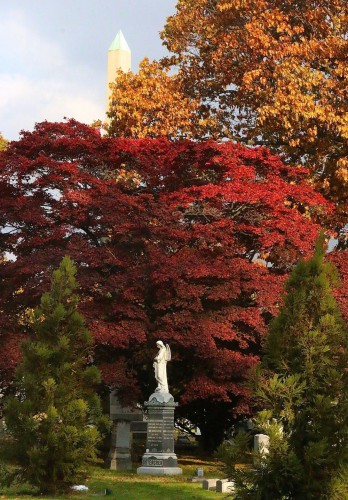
{"left": 218, "top": 235, "right": 348, "bottom": 499}
{"left": 3, "top": 256, "right": 108, "bottom": 494}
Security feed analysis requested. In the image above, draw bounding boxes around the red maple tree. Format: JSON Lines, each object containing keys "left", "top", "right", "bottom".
{"left": 0, "top": 119, "right": 341, "bottom": 448}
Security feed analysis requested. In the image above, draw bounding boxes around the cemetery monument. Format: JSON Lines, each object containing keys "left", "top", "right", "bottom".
{"left": 137, "top": 341, "right": 182, "bottom": 475}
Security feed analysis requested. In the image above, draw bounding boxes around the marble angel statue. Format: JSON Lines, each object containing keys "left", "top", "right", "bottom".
{"left": 153, "top": 341, "right": 171, "bottom": 393}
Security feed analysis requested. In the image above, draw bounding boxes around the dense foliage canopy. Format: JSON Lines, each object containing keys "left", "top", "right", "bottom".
{"left": 108, "top": 0, "right": 348, "bottom": 213}
{"left": 164, "top": 0, "right": 348, "bottom": 206}
{"left": 0, "top": 119, "right": 344, "bottom": 447}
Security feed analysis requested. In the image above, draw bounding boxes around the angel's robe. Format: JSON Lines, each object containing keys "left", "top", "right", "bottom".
{"left": 154, "top": 345, "right": 169, "bottom": 393}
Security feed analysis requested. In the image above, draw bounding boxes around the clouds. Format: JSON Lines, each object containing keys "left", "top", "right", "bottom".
{"left": 0, "top": 7, "right": 103, "bottom": 139}
{"left": 0, "top": 1, "right": 176, "bottom": 140}
{"left": 0, "top": 9, "right": 66, "bottom": 74}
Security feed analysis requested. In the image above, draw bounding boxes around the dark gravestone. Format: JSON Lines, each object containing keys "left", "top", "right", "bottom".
{"left": 137, "top": 393, "right": 182, "bottom": 475}
{"left": 130, "top": 421, "right": 148, "bottom": 433}
{"left": 130, "top": 420, "right": 148, "bottom": 440}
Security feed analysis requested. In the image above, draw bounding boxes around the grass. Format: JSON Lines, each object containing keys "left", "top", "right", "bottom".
{"left": 0, "top": 452, "right": 228, "bottom": 499}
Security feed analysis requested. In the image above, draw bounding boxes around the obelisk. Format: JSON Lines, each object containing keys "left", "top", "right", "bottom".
{"left": 106, "top": 30, "right": 131, "bottom": 111}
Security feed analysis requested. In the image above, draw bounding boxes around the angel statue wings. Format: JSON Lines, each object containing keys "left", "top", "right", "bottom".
{"left": 153, "top": 341, "right": 171, "bottom": 393}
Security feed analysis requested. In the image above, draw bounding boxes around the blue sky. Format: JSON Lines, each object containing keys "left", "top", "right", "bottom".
{"left": 0, "top": 0, "right": 177, "bottom": 140}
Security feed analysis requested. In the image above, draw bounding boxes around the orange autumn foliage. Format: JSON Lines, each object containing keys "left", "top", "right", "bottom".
{"left": 106, "top": 58, "right": 219, "bottom": 140}
{"left": 0, "top": 133, "right": 7, "bottom": 152}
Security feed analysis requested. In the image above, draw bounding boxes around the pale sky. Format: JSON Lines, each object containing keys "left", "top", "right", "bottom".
{"left": 0, "top": 0, "right": 177, "bottom": 141}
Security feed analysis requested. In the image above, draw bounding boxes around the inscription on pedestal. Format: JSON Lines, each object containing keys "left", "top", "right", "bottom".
{"left": 137, "top": 392, "right": 182, "bottom": 475}
{"left": 142, "top": 454, "right": 178, "bottom": 467}
{"left": 147, "top": 420, "right": 162, "bottom": 452}
{"left": 146, "top": 409, "right": 175, "bottom": 453}
{"left": 148, "top": 459, "right": 163, "bottom": 466}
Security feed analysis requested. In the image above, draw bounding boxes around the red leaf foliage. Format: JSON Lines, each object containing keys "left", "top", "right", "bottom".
{"left": 329, "top": 249, "right": 348, "bottom": 324}
{"left": 0, "top": 119, "right": 338, "bottom": 437}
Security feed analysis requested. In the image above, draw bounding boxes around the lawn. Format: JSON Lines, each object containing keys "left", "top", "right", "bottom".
{"left": 0, "top": 453, "right": 228, "bottom": 499}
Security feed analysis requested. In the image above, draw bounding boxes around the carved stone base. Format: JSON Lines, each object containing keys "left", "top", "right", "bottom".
{"left": 137, "top": 466, "right": 183, "bottom": 475}
{"left": 139, "top": 452, "right": 179, "bottom": 468}
{"left": 137, "top": 392, "right": 182, "bottom": 476}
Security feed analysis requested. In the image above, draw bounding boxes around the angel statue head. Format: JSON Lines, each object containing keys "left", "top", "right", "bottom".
{"left": 153, "top": 341, "right": 171, "bottom": 393}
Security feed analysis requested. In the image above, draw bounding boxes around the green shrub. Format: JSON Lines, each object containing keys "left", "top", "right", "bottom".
{"left": 2, "top": 256, "right": 109, "bottom": 494}
{"left": 218, "top": 235, "right": 348, "bottom": 499}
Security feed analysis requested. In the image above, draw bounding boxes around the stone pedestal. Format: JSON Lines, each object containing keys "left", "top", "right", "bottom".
{"left": 107, "top": 391, "right": 143, "bottom": 471}
{"left": 137, "top": 392, "right": 182, "bottom": 475}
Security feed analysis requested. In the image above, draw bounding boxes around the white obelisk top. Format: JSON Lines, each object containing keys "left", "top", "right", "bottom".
{"left": 108, "top": 30, "right": 131, "bottom": 52}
